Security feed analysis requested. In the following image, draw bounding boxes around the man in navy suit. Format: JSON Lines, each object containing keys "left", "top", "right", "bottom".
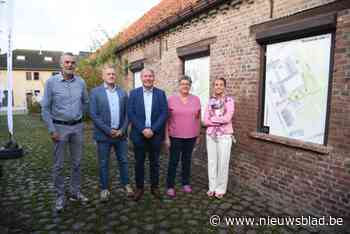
{"left": 128, "top": 68, "right": 168, "bottom": 201}
{"left": 89, "top": 64, "right": 133, "bottom": 201}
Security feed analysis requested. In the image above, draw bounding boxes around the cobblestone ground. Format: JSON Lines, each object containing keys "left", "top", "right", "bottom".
{"left": 0, "top": 115, "right": 349, "bottom": 234}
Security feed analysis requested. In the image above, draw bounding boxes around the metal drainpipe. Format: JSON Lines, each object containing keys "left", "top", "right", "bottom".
{"left": 269, "top": 0, "right": 274, "bottom": 18}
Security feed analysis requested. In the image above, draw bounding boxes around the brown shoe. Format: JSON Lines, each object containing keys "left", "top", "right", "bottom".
{"left": 125, "top": 184, "right": 134, "bottom": 197}
{"left": 151, "top": 187, "right": 161, "bottom": 199}
{"left": 134, "top": 188, "right": 144, "bottom": 201}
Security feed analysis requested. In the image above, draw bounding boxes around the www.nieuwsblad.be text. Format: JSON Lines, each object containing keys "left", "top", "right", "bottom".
{"left": 209, "top": 215, "right": 344, "bottom": 227}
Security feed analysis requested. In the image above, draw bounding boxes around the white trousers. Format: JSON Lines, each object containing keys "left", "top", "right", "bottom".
{"left": 206, "top": 134, "right": 232, "bottom": 194}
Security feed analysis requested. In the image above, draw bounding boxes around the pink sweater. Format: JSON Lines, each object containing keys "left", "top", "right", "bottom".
{"left": 168, "top": 94, "right": 201, "bottom": 138}
{"left": 204, "top": 96, "right": 234, "bottom": 137}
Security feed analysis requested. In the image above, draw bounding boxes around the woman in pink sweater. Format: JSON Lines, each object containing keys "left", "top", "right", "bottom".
{"left": 165, "top": 75, "right": 201, "bottom": 197}
{"left": 204, "top": 77, "right": 234, "bottom": 199}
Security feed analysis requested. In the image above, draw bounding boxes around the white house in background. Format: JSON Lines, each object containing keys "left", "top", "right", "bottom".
{"left": 0, "top": 49, "right": 62, "bottom": 114}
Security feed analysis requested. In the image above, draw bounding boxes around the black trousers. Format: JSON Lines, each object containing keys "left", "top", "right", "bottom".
{"left": 134, "top": 139, "right": 161, "bottom": 189}
{"left": 166, "top": 137, "right": 196, "bottom": 188}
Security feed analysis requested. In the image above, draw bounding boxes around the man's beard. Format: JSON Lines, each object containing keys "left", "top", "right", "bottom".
{"left": 63, "top": 69, "right": 74, "bottom": 76}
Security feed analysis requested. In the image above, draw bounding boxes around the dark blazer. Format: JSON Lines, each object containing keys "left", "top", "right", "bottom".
{"left": 127, "top": 86, "right": 168, "bottom": 146}
{"left": 89, "top": 85, "right": 128, "bottom": 142}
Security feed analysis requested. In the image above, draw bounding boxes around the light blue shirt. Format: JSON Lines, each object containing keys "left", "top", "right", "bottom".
{"left": 143, "top": 87, "right": 153, "bottom": 128}
{"left": 41, "top": 74, "right": 89, "bottom": 133}
{"left": 105, "top": 83, "right": 120, "bottom": 129}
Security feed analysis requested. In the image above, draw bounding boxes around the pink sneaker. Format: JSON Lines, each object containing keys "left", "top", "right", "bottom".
{"left": 207, "top": 191, "right": 215, "bottom": 197}
{"left": 166, "top": 188, "right": 176, "bottom": 197}
{"left": 182, "top": 185, "right": 192, "bottom": 193}
{"left": 215, "top": 193, "right": 224, "bottom": 199}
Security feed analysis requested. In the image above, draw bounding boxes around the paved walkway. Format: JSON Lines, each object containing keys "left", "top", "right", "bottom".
{"left": 0, "top": 116, "right": 348, "bottom": 234}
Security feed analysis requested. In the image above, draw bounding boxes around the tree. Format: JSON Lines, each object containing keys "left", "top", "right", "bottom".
{"left": 76, "top": 34, "right": 128, "bottom": 91}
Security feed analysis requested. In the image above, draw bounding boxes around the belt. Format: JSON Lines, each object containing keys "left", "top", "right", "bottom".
{"left": 53, "top": 118, "right": 82, "bottom": 126}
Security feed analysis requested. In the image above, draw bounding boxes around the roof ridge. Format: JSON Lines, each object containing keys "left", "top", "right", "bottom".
{"left": 94, "top": 0, "right": 199, "bottom": 55}
{"left": 12, "top": 49, "right": 63, "bottom": 53}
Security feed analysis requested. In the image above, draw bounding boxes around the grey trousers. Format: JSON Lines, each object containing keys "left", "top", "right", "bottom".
{"left": 52, "top": 123, "right": 84, "bottom": 199}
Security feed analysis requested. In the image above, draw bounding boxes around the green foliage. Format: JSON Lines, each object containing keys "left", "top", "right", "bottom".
{"left": 28, "top": 101, "right": 41, "bottom": 114}
{"left": 76, "top": 36, "right": 128, "bottom": 91}
{"left": 76, "top": 59, "right": 103, "bottom": 92}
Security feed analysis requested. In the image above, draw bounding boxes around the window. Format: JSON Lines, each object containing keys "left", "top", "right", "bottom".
{"left": 33, "top": 72, "right": 40, "bottom": 80}
{"left": 177, "top": 38, "right": 215, "bottom": 117}
{"left": 44, "top": 56, "right": 53, "bottom": 62}
{"left": 184, "top": 56, "right": 210, "bottom": 117}
{"left": 0, "top": 90, "right": 6, "bottom": 106}
{"left": 26, "top": 72, "right": 32, "bottom": 80}
{"left": 255, "top": 12, "right": 336, "bottom": 145}
{"left": 263, "top": 34, "right": 332, "bottom": 144}
{"left": 16, "top": 55, "right": 25, "bottom": 61}
{"left": 133, "top": 71, "right": 142, "bottom": 89}
{"left": 129, "top": 59, "right": 144, "bottom": 89}
{"left": 1, "top": 91, "right": 14, "bottom": 107}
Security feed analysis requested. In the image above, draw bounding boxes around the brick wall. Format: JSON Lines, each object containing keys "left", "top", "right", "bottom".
{"left": 118, "top": 0, "right": 350, "bottom": 218}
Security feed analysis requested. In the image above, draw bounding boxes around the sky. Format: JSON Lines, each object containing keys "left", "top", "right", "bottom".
{"left": 0, "top": 0, "right": 161, "bottom": 54}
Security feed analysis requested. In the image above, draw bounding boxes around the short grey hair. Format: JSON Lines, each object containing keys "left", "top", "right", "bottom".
{"left": 60, "top": 52, "right": 76, "bottom": 65}
{"left": 178, "top": 75, "right": 192, "bottom": 85}
{"left": 141, "top": 68, "right": 155, "bottom": 77}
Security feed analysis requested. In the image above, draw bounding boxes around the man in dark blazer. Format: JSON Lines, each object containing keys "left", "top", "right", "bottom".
{"left": 89, "top": 65, "right": 133, "bottom": 201}
{"left": 128, "top": 68, "right": 168, "bottom": 201}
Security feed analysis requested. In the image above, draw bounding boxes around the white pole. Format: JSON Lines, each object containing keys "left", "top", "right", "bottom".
{"left": 7, "top": 28, "right": 13, "bottom": 135}
{"left": 0, "top": 1, "right": 5, "bottom": 107}
{"left": 6, "top": 0, "right": 15, "bottom": 136}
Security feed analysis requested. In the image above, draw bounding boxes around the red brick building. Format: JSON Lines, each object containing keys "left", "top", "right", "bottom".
{"left": 113, "top": 0, "right": 350, "bottom": 218}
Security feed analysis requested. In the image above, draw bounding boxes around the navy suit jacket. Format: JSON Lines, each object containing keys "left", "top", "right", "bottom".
{"left": 89, "top": 85, "right": 128, "bottom": 142}
{"left": 128, "top": 86, "right": 168, "bottom": 146}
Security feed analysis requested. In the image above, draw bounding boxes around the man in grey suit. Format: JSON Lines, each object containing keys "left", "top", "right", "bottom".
{"left": 41, "top": 52, "right": 89, "bottom": 212}
{"left": 89, "top": 64, "right": 133, "bottom": 201}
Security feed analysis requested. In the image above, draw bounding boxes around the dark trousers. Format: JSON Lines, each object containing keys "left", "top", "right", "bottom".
{"left": 134, "top": 139, "right": 161, "bottom": 189}
{"left": 166, "top": 137, "right": 196, "bottom": 189}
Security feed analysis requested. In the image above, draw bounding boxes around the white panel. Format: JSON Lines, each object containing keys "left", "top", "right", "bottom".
{"left": 264, "top": 33, "right": 332, "bottom": 144}
{"left": 134, "top": 71, "right": 142, "bottom": 89}
{"left": 184, "top": 56, "right": 210, "bottom": 119}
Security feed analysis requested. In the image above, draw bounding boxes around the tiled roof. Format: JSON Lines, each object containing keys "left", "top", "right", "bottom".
{"left": 92, "top": 0, "right": 228, "bottom": 57}
{"left": 118, "top": 0, "right": 200, "bottom": 45}
{"left": 0, "top": 49, "right": 62, "bottom": 71}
